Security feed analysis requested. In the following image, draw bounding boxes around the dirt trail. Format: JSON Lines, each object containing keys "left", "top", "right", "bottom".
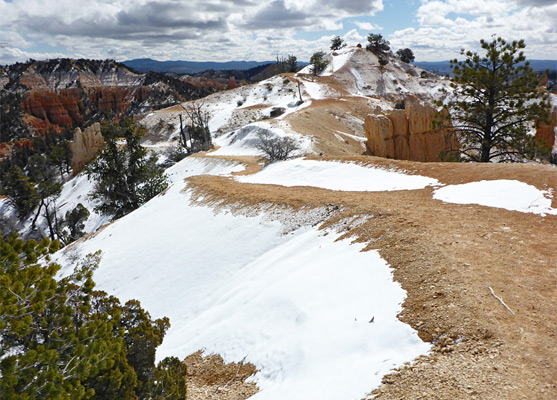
{"left": 185, "top": 156, "right": 557, "bottom": 400}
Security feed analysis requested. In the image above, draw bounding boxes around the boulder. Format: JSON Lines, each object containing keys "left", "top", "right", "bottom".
{"left": 70, "top": 122, "right": 104, "bottom": 173}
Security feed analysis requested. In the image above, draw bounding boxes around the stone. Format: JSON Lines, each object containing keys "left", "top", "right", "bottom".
{"left": 70, "top": 122, "right": 104, "bottom": 173}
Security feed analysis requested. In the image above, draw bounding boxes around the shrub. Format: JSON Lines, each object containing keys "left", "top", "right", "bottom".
{"left": 63, "top": 203, "right": 90, "bottom": 243}
{"left": 378, "top": 56, "right": 389, "bottom": 71}
{"left": 255, "top": 131, "right": 299, "bottom": 162}
{"left": 166, "top": 145, "right": 188, "bottom": 163}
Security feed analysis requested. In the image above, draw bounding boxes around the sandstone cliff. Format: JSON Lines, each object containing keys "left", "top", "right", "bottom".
{"left": 365, "top": 103, "right": 454, "bottom": 162}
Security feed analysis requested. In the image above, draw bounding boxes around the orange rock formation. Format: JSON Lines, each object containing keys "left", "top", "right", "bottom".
{"left": 365, "top": 103, "right": 454, "bottom": 162}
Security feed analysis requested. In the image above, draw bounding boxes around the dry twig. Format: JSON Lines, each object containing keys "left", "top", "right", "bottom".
{"left": 486, "top": 285, "right": 515, "bottom": 315}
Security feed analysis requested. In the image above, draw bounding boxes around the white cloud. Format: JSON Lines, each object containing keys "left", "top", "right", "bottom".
{"left": 342, "top": 29, "right": 365, "bottom": 45}
{"left": 0, "top": 0, "right": 384, "bottom": 64}
{"left": 392, "top": 0, "right": 556, "bottom": 61}
{"left": 354, "top": 21, "right": 383, "bottom": 31}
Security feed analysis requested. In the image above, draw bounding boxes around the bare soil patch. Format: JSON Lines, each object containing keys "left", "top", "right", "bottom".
{"left": 185, "top": 351, "right": 258, "bottom": 400}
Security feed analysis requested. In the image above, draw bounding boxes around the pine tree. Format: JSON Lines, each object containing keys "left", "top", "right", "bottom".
{"left": 64, "top": 203, "right": 90, "bottom": 243}
{"left": 2, "top": 166, "right": 39, "bottom": 218}
{"left": 309, "top": 51, "right": 329, "bottom": 76}
{"left": 86, "top": 119, "right": 168, "bottom": 219}
{"left": 0, "top": 234, "right": 187, "bottom": 399}
{"left": 366, "top": 33, "right": 390, "bottom": 54}
{"left": 396, "top": 48, "right": 415, "bottom": 63}
{"left": 330, "top": 36, "right": 345, "bottom": 51}
{"left": 438, "top": 38, "right": 551, "bottom": 162}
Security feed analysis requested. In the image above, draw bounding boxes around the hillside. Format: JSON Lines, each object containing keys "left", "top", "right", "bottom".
{"left": 2, "top": 46, "right": 556, "bottom": 399}
{"left": 0, "top": 58, "right": 213, "bottom": 140}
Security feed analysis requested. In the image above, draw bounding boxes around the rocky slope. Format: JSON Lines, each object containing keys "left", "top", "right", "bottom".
{"left": 0, "top": 58, "right": 213, "bottom": 139}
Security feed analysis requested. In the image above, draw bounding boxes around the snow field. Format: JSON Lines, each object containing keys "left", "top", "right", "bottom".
{"left": 236, "top": 159, "right": 439, "bottom": 192}
{"left": 211, "top": 122, "right": 313, "bottom": 157}
{"left": 433, "top": 180, "right": 557, "bottom": 215}
{"left": 56, "top": 175, "right": 429, "bottom": 400}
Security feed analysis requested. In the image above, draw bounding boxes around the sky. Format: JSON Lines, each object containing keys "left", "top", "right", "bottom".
{"left": 0, "top": 0, "right": 555, "bottom": 65}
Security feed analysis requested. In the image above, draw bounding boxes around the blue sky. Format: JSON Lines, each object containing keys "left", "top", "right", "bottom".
{"left": 0, "top": 0, "right": 555, "bottom": 65}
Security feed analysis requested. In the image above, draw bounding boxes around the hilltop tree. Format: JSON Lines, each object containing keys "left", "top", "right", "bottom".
{"left": 438, "top": 37, "right": 551, "bottom": 162}
{"left": 86, "top": 118, "right": 168, "bottom": 219}
{"left": 309, "top": 51, "right": 329, "bottom": 76}
{"left": 396, "top": 48, "right": 415, "bottom": 63}
{"left": 0, "top": 234, "right": 187, "bottom": 399}
{"left": 330, "top": 36, "right": 345, "bottom": 51}
{"left": 366, "top": 33, "right": 390, "bottom": 54}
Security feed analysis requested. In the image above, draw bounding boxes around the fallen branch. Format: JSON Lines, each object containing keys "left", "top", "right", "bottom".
{"left": 486, "top": 285, "right": 515, "bottom": 315}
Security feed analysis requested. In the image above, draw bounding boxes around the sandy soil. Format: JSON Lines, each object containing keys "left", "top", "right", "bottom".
{"left": 184, "top": 155, "right": 557, "bottom": 400}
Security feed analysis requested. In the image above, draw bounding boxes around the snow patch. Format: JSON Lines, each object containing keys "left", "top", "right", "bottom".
{"left": 433, "top": 180, "right": 557, "bottom": 215}
{"left": 56, "top": 183, "right": 428, "bottom": 400}
{"left": 236, "top": 159, "right": 439, "bottom": 192}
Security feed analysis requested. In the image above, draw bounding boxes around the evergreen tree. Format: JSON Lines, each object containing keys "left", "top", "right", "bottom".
{"left": 2, "top": 166, "right": 39, "bottom": 219}
{"left": 64, "top": 203, "right": 90, "bottom": 243}
{"left": 0, "top": 234, "right": 187, "bottom": 399}
{"left": 438, "top": 38, "right": 551, "bottom": 162}
{"left": 86, "top": 119, "right": 168, "bottom": 219}
{"left": 274, "top": 54, "right": 298, "bottom": 74}
{"left": 285, "top": 55, "right": 298, "bottom": 73}
{"left": 309, "top": 51, "right": 329, "bottom": 76}
{"left": 396, "top": 48, "right": 415, "bottom": 63}
{"left": 366, "top": 33, "right": 390, "bottom": 54}
{"left": 330, "top": 36, "right": 345, "bottom": 51}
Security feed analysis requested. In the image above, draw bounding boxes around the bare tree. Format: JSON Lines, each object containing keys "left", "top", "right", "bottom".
{"left": 255, "top": 131, "right": 299, "bottom": 162}
{"left": 179, "top": 100, "right": 212, "bottom": 153}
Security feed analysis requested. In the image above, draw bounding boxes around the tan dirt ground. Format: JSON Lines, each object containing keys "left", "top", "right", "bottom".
{"left": 184, "top": 155, "right": 556, "bottom": 400}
